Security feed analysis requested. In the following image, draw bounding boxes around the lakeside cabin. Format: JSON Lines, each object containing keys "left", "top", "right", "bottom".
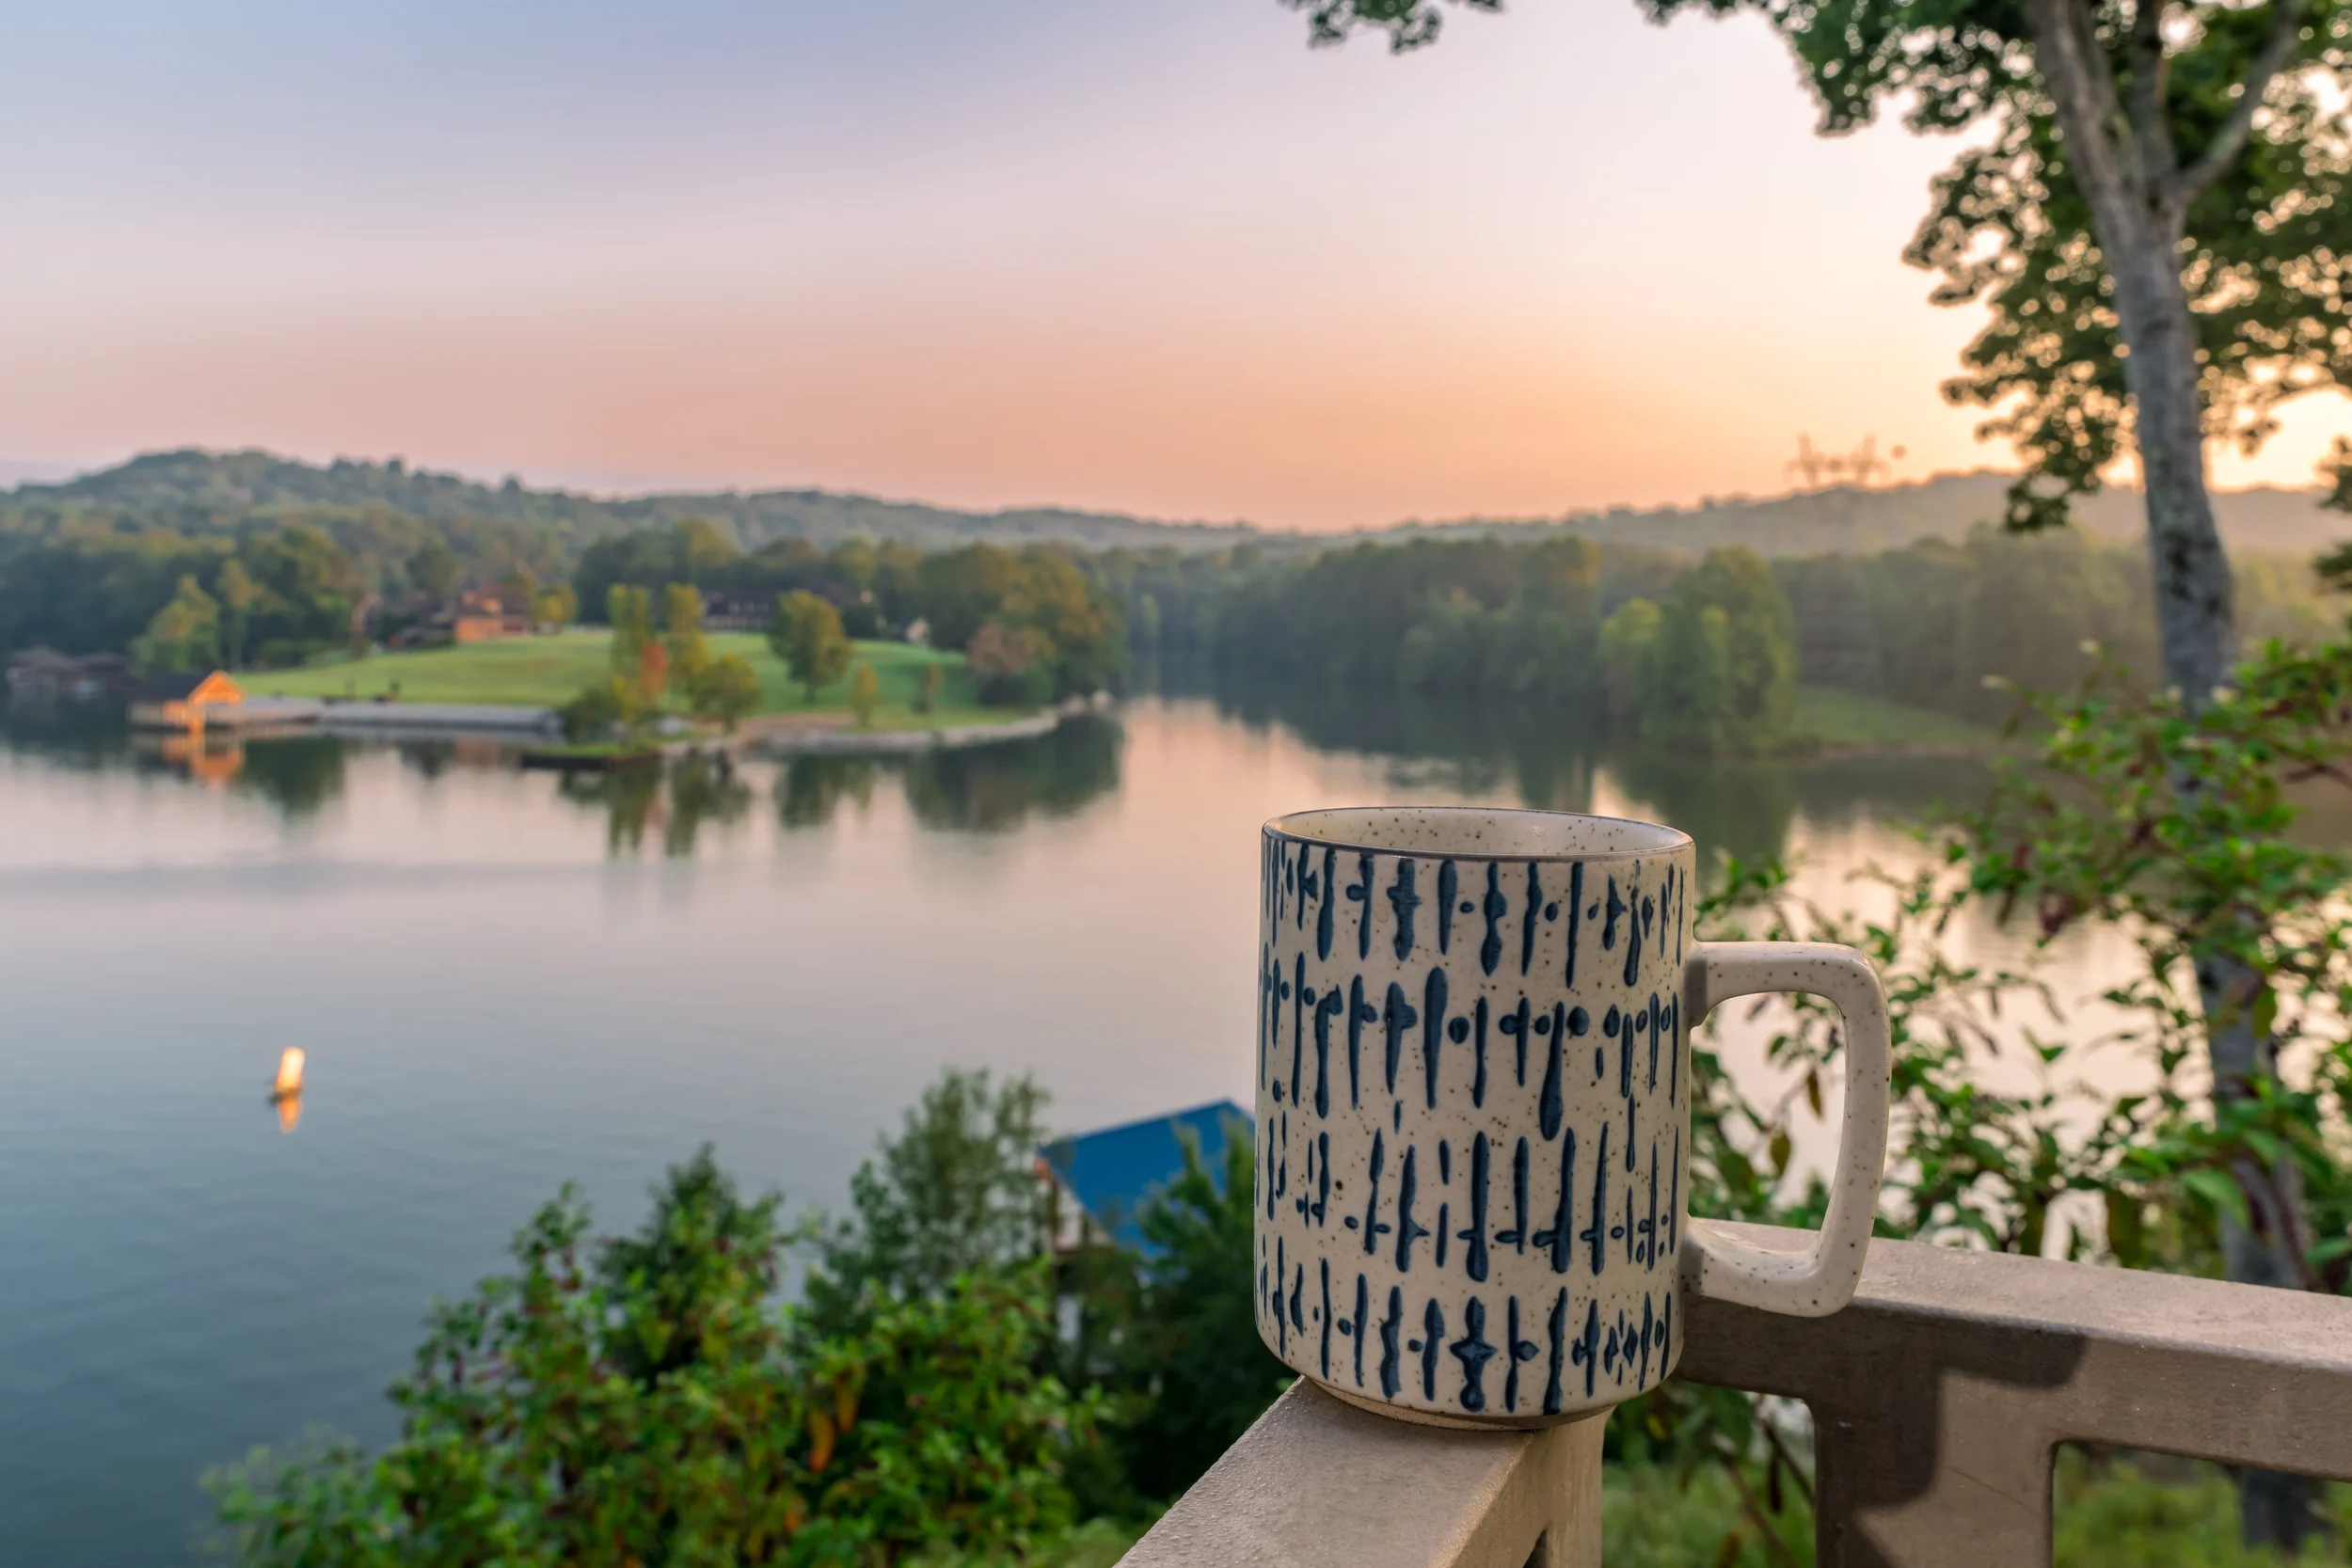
{"left": 5, "top": 648, "right": 130, "bottom": 703}
{"left": 128, "top": 671, "right": 245, "bottom": 731}
{"left": 1037, "top": 1100, "right": 1249, "bottom": 1257}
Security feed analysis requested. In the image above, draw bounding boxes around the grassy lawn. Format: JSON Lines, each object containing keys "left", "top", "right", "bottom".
{"left": 1792, "top": 686, "right": 1996, "bottom": 751}
{"left": 240, "top": 630, "right": 1019, "bottom": 728}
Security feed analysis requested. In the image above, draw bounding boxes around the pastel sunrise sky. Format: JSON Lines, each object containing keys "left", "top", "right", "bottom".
{"left": 4, "top": 0, "right": 2345, "bottom": 529}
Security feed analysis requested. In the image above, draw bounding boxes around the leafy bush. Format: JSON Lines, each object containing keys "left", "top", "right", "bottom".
{"left": 206, "top": 1149, "right": 1092, "bottom": 1567}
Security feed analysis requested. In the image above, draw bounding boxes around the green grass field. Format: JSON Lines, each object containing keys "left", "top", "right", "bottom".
{"left": 1792, "top": 686, "right": 1996, "bottom": 751}
{"left": 241, "top": 630, "right": 1016, "bottom": 729}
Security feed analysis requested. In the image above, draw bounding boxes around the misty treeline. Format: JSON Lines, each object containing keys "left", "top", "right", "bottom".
{"left": 0, "top": 505, "right": 1126, "bottom": 702}
{"left": 4, "top": 468, "right": 2340, "bottom": 742}
{"left": 1097, "top": 527, "right": 2342, "bottom": 736}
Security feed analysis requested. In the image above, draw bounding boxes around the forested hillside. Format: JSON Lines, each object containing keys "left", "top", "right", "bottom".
{"left": 2, "top": 450, "right": 1256, "bottom": 555}
{"left": 4, "top": 449, "right": 2346, "bottom": 745}
{"left": 9, "top": 448, "right": 2350, "bottom": 561}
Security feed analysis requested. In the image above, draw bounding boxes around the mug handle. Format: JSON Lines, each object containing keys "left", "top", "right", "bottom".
{"left": 1679, "top": 941, "right": 1892, "bottom": 1317}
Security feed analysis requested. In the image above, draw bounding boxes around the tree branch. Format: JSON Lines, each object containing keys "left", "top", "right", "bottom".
{"left": 2026, "top": 0, "right": 2139, "bottom": 209}
{"left": 2125, "top": 0, "right": 2177, "bottom": 187}
{"left": 2170, "top": 0, "right": 2312, "bottom": 203}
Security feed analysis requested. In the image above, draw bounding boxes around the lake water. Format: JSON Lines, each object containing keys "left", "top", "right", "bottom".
{"left": 0, "top": 685, "right": 1991, "bottom": 1562}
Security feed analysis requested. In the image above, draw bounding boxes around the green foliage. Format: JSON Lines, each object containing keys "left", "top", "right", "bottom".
{"left": 130, "top": 573, "right": 221, "bottom": 674}
{"left": 811, "top": 1069, "right": 1053, "bottom": 1323}
{"left": 205, "top": 1149, "right": 1092, "bottom": 1568}
{"left": 1286, "top": 0, "right": 2352, "bottom": 532}
{"left": 914, "top": 662, "right": 945, "bottom": 715}
{"left": 663, "top": 581, "right": 714, "bottom": 698}
{"left": 916, "top": 546, "right": 1124, "bottom": 702}
{"left": 406, "top": 541, "right": 458, "bottom": 600}
{"left": 216, "top": 559, "right": 262, "bottom": 669}
{"left": 1597, "top": 595, "right": 1660, "bottom": 718}
{"left": 691, "top": 653, "right": 762, "bottom": 733}
{"left": 849, "top": 664, "right": 880, "bottom": 727}
{"left": 555, "top": 674, "right": 637, "bottom": 744}
{"left": 1581, "top": 548, "right": 1801, "bottom": 752}
{"left": 534, "top": 582, "right": 579, "bottom": 630}
{"left": 1104, "top": 1125, "right": 1289, "bottom": 1503}
{"left": 1950, "top": 641, "right": 2352, "bottom": 1291}
{"left": 769, "top": 592, "right": 854, "bottom": 704}
{"left": 2052, "top": 1449, "right": 2352, "bottom": 1566}
{"left": 966, "top": 622, "right": 1051, "bottom": 707}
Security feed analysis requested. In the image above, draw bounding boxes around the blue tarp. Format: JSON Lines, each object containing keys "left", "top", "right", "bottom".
{"left": 1039, "top": 1100, "right": 1251, "bottom": 1256}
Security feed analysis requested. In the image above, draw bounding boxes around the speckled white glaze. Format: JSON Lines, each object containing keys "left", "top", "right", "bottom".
{"left": 1253, "top": 806, "right": 1890, "bottom": 1429}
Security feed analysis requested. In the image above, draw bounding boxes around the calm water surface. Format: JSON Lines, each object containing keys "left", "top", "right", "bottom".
{"left": 0, "top": 689, "right": 1990, "bottom": 1562}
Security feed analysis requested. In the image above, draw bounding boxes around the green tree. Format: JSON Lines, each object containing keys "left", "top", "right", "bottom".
{"left": 810, "top": 1069, "right": 1052, "bottom": 1323}
{"left": 405, "top": 540, "right": 458, "bottom": 601}
{"left": 557, "top": 674, "right": 636, "bottom": 743}
{"left": 768, "top": 590, "right": 853, "bottom": 703}
{"left": 662, "top": 581, "right": 713, "bottom": 698}
{"left": 1675, "top": 546, "right": 1799, "bottom": 748}
{"left": 967, "top": 621, "right": 1049, "bottom": 707}
{"left": 1290, "top": 5, "right": 2350, "bottom": 1531}
{"left": 1641, "top": 600, "right": 1737, "bottom": 752}
{"left": 215, "top": 559, "right": 262, "bottom": 670}
{"left": 1008, "top": 550, "right": 1127, "bottom": 698}
{"left": 205, "top": 1149, "right": 1091, "bottom": 1567}
{"left": 914, "top": 661, "right": 946, "bottom": 715}
{"left": 849, "top": 662, "right": 879, "bottom": 727}
{"left": 1598, "top": 596, "right": 1661, "bottom": 720}
{"left": 534, "top": 582, "right": 579, "bottom": 631}
{"left": 691, "top": 653, "right": 762, "bottom": 733}
{"left": 1112, "top": 1125, "right": 1288, "bottom": 1503}
{"left": 129, "top": 574, "right": 221, "bottom": 674}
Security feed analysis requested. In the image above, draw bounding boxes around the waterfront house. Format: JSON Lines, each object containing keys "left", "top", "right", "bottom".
{"left": 1037, "top": 1100, "right": 1250, "bottom": 1256}
{"left": 701, "top": 592, "right": 773, "bottom": 631}
{"left": 128, "top": 670, "right": 245, "bottom": 730}
{"left": 5, "top": 648, "right": 131, "bottom": 703}
{"left": 451, "top": 591, "right": 532, "bottom": 643}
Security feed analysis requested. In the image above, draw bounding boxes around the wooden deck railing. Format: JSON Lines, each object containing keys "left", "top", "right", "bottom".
{"left": 1120, "top": 1223, "right": 2352, "bottom": 1568}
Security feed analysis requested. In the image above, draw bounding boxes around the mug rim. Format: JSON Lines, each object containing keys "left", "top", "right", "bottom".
{"left": 1263, "top": 804, "right": 1693, "bottom": 862}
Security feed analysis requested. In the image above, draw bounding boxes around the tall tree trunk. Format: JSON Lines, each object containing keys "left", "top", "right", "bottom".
{"left": 2026, "top": 0, "right": 2319, "bottom": 1546}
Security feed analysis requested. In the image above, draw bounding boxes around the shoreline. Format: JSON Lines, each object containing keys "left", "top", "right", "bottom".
{"left": 197, "top": 692, "right": 1109, "bottom": 754}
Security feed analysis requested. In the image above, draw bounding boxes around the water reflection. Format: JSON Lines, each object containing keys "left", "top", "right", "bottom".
{"left": 776, "top": 756, "right": 879, "bottom": 830}
{"left": 903, "top": 716, "right": 1122, "bottom": 832}
{"left": 772, "top": 717, "right": 1125, "bottom": 835}
{"left": 554, "top": 752, "right": 757, "bottom": 856}
{"left": 1185, "top": 667, "right": 1987, "bottom": 870}
{"left": 231, "top": 736, "right": 347, "bottom": 818}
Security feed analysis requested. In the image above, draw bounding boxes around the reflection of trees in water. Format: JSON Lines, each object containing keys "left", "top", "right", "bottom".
{"left": 0, "top": 705, "right": 130, "bottom": 773}
{"left": 234, "top": 736, "right": 348, "bottom": 819}
{"left": 1610, "top": 751, "right": 1799, "bottom": 872}
{"left": 1200, "top": 669, "right": 1605, "bottom": 816}
{"left": 771, "top": 719, "right": 1125, "bottom": 835}
{"left": 665, "top": 754, "right": 753, "bottom": 857}
{"left": 560, "top": 753, "right": 753, "bottom": 856}
{"left": 901, "top": 716, "right": 1121, "bottom": 832}
{"left": 775, "top": 756, "right": 878, "bottom": 830}
{"left": 1178, "top": 663, "right": 1984, "bottom": 875}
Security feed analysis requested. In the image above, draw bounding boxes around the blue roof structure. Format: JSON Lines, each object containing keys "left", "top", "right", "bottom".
{"left": 1039, "top": 1100, "right": 1252, "bottom": 1256}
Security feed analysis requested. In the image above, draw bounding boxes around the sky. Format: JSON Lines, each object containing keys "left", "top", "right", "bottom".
{"left": 4, "top": 0, "right": 2347, "bottom": 531}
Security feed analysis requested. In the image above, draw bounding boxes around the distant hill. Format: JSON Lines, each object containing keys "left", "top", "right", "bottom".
{"left": 1367, "top": 470, "right": 2352, "bottom": 561}
{"left": 7, "top": 448, "right": 2346, "bottom": 562}
{"left": 2, "top": 449, "right": 1261, "bottom": 554}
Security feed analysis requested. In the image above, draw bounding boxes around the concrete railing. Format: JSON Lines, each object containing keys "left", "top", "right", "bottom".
{"left": 1120, "top": 1223, "right": 2352, "bottom": 1568}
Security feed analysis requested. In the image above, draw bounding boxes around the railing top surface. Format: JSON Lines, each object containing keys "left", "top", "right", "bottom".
{"left": 1119, "top": 1379, "right": 1600, "bottom": 1568}
{"left": 1699, "top": 1220, "right": 2352, "bottom": 1372}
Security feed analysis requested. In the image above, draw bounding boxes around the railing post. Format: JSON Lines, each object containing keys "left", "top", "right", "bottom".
{"left": 1120, "top": 1380, "right": 1604, "bottom": 1568}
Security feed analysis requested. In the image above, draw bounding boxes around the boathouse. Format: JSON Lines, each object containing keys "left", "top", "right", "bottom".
{"left": 128, "top": 670, "right": 245, "bottom": 730}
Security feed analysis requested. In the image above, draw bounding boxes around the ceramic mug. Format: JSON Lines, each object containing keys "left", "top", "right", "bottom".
{"left": 1252, "top": 806, "right": 1889, "bottom": 1428}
